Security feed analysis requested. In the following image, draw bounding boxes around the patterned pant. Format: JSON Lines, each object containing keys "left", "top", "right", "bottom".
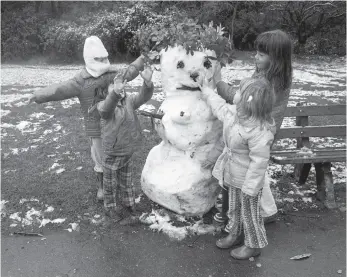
{"left": 225, "top": 187, "right": 268, "bottom": 248}
{"left": 103, "top": 155, "right": 135, "bottom": 210}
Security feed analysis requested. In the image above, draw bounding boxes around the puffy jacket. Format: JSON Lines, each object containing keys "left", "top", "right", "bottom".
{"left": 203, "top": 87, "right": 276, "bottom": 196}
{"left": 97, "top": 82, "right": 154, "bottom": 156}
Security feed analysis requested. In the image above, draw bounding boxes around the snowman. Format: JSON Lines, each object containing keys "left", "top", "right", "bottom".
{"left": 141, "top": 45, "right": 224, "bottom": 216}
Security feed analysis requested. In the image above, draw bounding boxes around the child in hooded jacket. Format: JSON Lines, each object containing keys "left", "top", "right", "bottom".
{"left": 29, "top": 36, "right": 145, "bottom": 201}
{"left": 200, "top": 76, "right": 276, "bottom": 259}
{"left": 92, "top": 66, "right": 154, "bottom": 225}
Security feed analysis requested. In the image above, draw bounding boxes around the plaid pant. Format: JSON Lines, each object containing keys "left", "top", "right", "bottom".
{"left": 225, "top": 187, "right": 268, "bottom": 248}
{"left": 102, "top": 155, "right": 135, "bottom": 210}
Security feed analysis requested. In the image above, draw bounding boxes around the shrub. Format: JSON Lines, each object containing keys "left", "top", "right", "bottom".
{"left": 1, "top": 5, "right": 46, "bottom": 60}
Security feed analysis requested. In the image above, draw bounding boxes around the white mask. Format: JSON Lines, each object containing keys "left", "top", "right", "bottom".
{"left": 83, "top": 36, "right": 110, "bottom": 78}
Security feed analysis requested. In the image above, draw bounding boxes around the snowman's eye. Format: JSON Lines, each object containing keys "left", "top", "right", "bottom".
{"left": 177, "top": 61, "right": 185, "bottom": 69}
{"left": 203, "top": 59, "right": 212, "bottom": 69}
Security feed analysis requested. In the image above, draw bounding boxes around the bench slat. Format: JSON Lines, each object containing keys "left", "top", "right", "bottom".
{"left": 284, "top": 105, "right": 346, "bottom": 117}
{"left": 271, "top": 147, "right": 346, "bottom": 155}
{"left": 271, "top": 148, "right": 346, "bottom": 164}
{"left": 276, "top": 125, "right": 346, "bottom": 139}
{"left": 271, "top": 148, "right": 346, "bottom": 156}
{"left": 271, "top": 155, "right": 346, "bottom": 164}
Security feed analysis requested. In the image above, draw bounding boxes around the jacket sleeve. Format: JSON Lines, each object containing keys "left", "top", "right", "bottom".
{"left": 242, "top": 131, "right": 274, "bottom": 197}
{"left": 34, "top": 78, "right": 81, "bottom": 103}
{"left": 206, "top": 136, "right": 225, "bottom": 164}
{"left": 96, "top": 91, "right": 122, "bottom": 119}
{"left": 202, "top": 87, "right": 236, "bottom": 122}
{"left": 131, "top": 81, "right": 154, "bottom": 110}
{"left": 216, "top": 81, "right": 237, "bottom": 104}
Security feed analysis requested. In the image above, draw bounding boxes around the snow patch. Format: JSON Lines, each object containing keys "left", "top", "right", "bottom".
{"left": 61, "top": 98, "right": 79, "bottom": 108}
{"left": 140, "top": 209, "right": 221, "bottom": 241}
{"left": 1, "top": 110, "right": 11, "bottom": 117}
{"left": 0, "top": 93, "right": 32, "bottom": 104}
{"left": 139, "top": 104, "right": 156, "bottom": 112}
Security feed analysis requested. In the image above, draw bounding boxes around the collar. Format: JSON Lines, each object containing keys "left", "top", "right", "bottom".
{"left": 81, "top": 68, "right": 93, "bottom": 79}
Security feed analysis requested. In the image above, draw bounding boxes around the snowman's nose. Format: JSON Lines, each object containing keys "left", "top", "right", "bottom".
{"left": 190, "top": 72, "right": 199, "bottom": 81}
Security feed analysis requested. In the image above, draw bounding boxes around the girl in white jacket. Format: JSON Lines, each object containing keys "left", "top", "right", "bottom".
{"left": 200, "top": 77, "right": 276, "bottom": 259}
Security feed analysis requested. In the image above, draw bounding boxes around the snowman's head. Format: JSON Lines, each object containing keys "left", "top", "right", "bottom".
{"left": 160, "top": 45, "right": 217, "bottom": 95}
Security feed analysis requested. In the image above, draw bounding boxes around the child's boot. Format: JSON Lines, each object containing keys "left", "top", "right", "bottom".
{"left": 119, "top": 206, "right": 141, "bottom": 226}
{"left": 214, "top": 186, "right": 229, "bottom": 224}
{"left": 230, "top": 245, "right": 261, "bottom": 260}
{"left": 103, "top": 208, "right": 123, "bottom": 228}
{"left": 216, "top": 233, "right": 243, "bottom": 249}
{"left": 96, "top": 172, "right": 104, "bottom": 202}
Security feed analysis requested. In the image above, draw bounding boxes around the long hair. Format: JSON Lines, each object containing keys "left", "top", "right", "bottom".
{"left": 254, "top": 30, "right": 292, "bottom": 95}
{"left": 238, "top": 77, "right": 275, "bottom": 127}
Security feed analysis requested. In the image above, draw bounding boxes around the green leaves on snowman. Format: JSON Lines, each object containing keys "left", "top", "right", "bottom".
{"left": 136, "top": 19, "right": 234, "bottom": 67}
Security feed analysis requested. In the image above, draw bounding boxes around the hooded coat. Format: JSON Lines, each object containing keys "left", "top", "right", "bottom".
{"left": 33, "top": 36, "right": 142, "bottom": 138}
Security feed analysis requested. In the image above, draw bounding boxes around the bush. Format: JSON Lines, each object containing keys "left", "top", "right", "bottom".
{"left": 1, "top": 5, "right": 46, "bottom": 60}
{"left": 41, "top": 3, "right": 182, "bottom": 63}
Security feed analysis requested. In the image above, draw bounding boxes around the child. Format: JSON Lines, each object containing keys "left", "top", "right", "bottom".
{"left": 200, "top": 76, "right": 276, "bottom": 259}
{"left": 28, "top": 36, "right": 145, "bottom": 201}
{"left": 94, "top": 67, "right": 153, "bottom": 225}
{"left": 211, "top": 29, "right": 293, "bottom": 224}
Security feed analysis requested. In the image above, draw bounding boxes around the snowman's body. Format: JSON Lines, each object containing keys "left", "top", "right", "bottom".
{"left": 141, "top": 46, "right": 223, "bottom": 216}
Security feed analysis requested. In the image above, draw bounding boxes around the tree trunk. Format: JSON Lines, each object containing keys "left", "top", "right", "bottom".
{"left": 51, "top": 1, "right": 58, "bottom": 18}
{"left": 230, "top": 2, "right": 239, "bottom": 48}
{"left": 35, "top": 1, "right": 42, "bottom": 13}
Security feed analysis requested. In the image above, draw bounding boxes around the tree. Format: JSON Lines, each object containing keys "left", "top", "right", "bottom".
{"left": 268, "top": 1, "right": 346, "bottom": 53}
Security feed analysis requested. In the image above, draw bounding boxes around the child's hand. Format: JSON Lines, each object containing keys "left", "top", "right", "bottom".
{"left": 139, "top": 66, "right": 153, "bottom": 87}
{"left": 112, "top": 74, "right": 127, "bottom": 98}
{"left": 198, "top": 76, "right": 215, "bottom": 97}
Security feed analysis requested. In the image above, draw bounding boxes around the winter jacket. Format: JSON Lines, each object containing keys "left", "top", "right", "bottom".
{"left": 33, "top": 69, "right": 118, "bottom": 138}
{"left": 203, "top": 88, "right": 276, "bottom": 197}
{"left": 97, "top": 82, "right": 154, "bottom": 157}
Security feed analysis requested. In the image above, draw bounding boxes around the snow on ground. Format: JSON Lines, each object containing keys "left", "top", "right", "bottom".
{"left": 140, "top": 209, "right": 221, "bottom": 241}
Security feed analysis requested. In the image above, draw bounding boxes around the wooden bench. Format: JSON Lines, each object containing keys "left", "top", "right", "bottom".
{"left": 270, "top": 103, "right": 346, "bottom": 209}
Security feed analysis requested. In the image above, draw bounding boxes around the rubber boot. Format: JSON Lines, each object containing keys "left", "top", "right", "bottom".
{"left": 216, "top": 233, "right": 244, "bottom": 249}
{"left": 230, "top": 245, "right": 261, "bottom": 260}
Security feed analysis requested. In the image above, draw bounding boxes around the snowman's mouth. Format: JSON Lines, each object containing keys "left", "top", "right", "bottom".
{"left": 177, "top": 85, "right": 201, "bottom": 91}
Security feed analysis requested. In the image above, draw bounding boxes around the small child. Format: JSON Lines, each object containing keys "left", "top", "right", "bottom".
{"left": 29, "top": 36, "right": 145, "bottom": 201}
{"left": 94, "top": 67, "right": 154, "bottom": 225}
{"left": 200, "top": 76, "right": 276, "bottom": 259}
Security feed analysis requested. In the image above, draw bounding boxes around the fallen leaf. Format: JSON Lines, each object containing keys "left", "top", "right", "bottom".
{"left": 290, "top": 253, "right": 311, "bottom": 260}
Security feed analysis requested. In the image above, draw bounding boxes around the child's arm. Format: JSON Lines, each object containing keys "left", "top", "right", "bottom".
{"left": 200, "top": 79, "right": 236, "bottom": 122}
{"left": 216, "top": 81, "right": 237, "bottom": 104}
{"left": 96, "top": 78, "right": 125, "bottom": 119}
{"left": 131, "top": 67, "right": 154, "bottom": 110}
{"left": 242, "top": 131, "right": 274, "bottom": 197}
{"left": 107, "top": 55, "right": 145, "bottom": 82}
{"left": 213, "top": 63, "right": 236, "bottom": 104}
{"left": 29, "top": 78, "right": 81, "bottom": 104}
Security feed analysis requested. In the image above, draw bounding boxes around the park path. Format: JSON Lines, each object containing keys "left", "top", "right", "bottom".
{"left": 2, "top": 210, "right": 346, "bottom": 277}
